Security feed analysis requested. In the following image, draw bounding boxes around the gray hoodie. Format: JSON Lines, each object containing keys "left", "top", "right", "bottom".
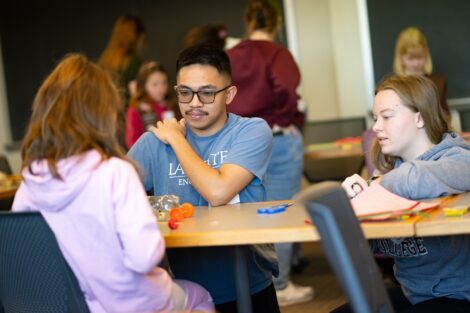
{"left": 373, "top": 132, "right": 470, "bottom": 304}
{"left": 381, "top": 132, "right": 470, "bottom": 198}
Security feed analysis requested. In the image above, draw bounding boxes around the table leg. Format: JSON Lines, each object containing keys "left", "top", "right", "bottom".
{"left": 233, "top": 246, "right": 252, "bottom": 313}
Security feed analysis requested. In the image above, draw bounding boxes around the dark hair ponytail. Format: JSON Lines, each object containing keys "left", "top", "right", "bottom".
{"left": 244, "top": 0, "right": 279, "bottom": 33}
{"left": 255, "top": 10, "right": 267, "bottom": 29}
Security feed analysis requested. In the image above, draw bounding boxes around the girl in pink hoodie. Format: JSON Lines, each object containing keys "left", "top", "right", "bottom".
{"left": 12, "top": 54, "right": 214, "bottom": 313}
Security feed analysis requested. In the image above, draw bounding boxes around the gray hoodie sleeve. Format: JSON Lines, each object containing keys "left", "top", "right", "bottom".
{"left": 380, "top": 147, "right": 470, "bottom": 199}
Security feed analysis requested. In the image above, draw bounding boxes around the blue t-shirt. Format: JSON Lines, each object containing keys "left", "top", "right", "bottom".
{"left": 128, "top": 113, "right": 276, "bottom": 304}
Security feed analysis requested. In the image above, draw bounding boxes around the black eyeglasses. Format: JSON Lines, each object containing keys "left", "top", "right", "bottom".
{"left": 174, "top": 85, "right": 231, "bottom": 104}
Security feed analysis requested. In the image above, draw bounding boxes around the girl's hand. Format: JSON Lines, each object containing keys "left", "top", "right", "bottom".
{"left": 149, "top": 118, "right": 186, "bottom": 144}
{"left": 341, "top": 174, "right": 369, "bottom": 198}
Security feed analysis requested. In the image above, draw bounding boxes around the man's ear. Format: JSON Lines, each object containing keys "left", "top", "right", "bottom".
{"left": 415, "top": 112, "right": 425, "bottom": 128}
{"left": 225, "top": 85, "right": 237, "bottom": 105}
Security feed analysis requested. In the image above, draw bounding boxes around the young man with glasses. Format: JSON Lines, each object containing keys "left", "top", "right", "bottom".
{"left": 128, "top": 45, "right": 280, "bottom": 312}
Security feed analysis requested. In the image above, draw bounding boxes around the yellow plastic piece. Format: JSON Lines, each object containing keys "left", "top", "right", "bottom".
{"left": 443, "top": 206, "right": 468, "bottom": 217}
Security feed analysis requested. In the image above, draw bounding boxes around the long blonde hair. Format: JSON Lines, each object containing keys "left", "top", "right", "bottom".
{"left": 393, "top": 27, "right": 433, "bottom": 75}
{"left": 22, "top": 54, "right": 125, "bottom": 179}
{"left": 98, "top": 15, "right": 145, "bottom": 73}
{"left": 372, "top": 75, "right": 450, "bottom": 173}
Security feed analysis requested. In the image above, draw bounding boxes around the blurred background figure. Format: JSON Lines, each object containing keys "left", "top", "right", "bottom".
{"left": 184, "top": 24, "right": 228, "bottom": 50}
{"left": 125, "top": 61, "right": 177, "bottom": 149}
{"left": 98, "top": 15, "right": 146, "bottom": 150}
{"left": 227, "top": 0, "right": 312, "bottom": 307}
{"left": 98, "top": 15, "right": 146, "bottom": 100}
{"left": 393, "top": 27, "right": 450, "bottom": 121}
{"left": 183, "top": 23, "right": 241, "bottom": 50}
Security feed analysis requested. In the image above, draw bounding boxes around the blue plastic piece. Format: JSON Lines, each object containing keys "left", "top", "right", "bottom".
{"left": 257, "top": 203, "right": 292, "bottom": 214}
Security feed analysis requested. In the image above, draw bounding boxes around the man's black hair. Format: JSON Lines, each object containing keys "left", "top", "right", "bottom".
{"left": 176, "top": 44, "right": 231, "bottom": 78}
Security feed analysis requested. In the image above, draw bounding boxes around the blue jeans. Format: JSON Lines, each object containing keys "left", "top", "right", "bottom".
{"left": 264, "top": 132, "right": 303, "bottom": 290}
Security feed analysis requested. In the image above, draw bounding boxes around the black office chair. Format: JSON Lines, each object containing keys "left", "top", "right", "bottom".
{"left": 296, "top": 182, "right": 394, "bottom": 313}
{"left": 0, "top": 212, "right": 90, "bottom": 313}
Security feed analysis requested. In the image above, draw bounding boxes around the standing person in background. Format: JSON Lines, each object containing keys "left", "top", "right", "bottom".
{"left": 184, "top": 24, "right": 228, "bottom": 50}
{"left": 98, "top": 15, "right": 146, "bottom": 149}
{"left": 125, "top": 61, "right": 177, "bottom": 149}
{"left": 227, "top": 0, "right": 313, "bottom": 307}
{"left": 183, "top": 23, "right": 241, "bottom": 51}
{"left": 393, "top": 27, "right": 450, "bottom": 122}
{"left": 99, "top": 15, "right": 146, "bottom": 99}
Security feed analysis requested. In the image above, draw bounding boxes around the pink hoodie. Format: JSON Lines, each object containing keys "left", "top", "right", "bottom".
{"left": 13, "top": 150, "right": 174, "bottom": 313}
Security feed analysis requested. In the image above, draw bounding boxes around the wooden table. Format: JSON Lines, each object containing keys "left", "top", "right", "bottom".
{"left": 0, "top": 176, "right": 20, "bottom": 200}
{"left": 303, "top": 141, "right": 365, "bottom": 183}
{"left": 304, "top": 142, "right": 363, "bottom": 161}
{"left": 158, "top": 200, "right": 420, "bottom": 313}
{"left": 303, "top": 132, "right": 470, "bottom": 161}
{"left": 416, "top": 193, "right": 470, "bottom": 237}
{"left": 159, "top": 200, "right": 419, "bottom": 246}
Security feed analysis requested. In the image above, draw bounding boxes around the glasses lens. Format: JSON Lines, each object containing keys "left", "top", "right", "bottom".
{"left": 176, "top": 89, "right": 193, "bottom": 103}
{"left": 198, "top": 90, "right": 216, "bottom": 104}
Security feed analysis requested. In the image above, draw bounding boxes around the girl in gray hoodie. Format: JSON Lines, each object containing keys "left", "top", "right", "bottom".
{"left": 338, "top": 75, "right": 470, "bottom": 313}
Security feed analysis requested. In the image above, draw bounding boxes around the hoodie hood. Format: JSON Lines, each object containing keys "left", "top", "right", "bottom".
{"left": 21, "top": 150, "right": 103, "bottom": 212}
{"left": 394, "top": 132, "right": 470, "bottom": 167}
{"left": 423, "top": 132, "right": 470, "bottom": 155}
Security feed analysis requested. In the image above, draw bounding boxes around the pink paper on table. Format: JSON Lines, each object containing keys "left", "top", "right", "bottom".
{"left": 350, "top": 183, "right": 439, "bottom": 217}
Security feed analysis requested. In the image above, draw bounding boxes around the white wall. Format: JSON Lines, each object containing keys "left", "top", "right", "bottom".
{"left": 292, "top": 0, "right": 339, "bottom": 120}
{"left": 289, "top": 0, "right": 372, "bottom": 121}
{"left": 329, "top": 0, "right": 370, "bottom": 117}
{"left": 288, "top": 0, "right": 462, "bottom": 131}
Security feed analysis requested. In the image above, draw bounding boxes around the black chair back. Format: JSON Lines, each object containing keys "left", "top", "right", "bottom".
{"left": 297, "top": 182, "right": 394, "bottom": 313}
{"left": 0, "top": 212, "right": 89, "bottom": 313}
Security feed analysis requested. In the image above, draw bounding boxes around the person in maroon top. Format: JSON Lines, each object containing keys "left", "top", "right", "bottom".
{"left": 226, "top": 14, "right": 303, "bottom": 131}
{"left": 227, "top": 0, "right": 312, "bottom": 308}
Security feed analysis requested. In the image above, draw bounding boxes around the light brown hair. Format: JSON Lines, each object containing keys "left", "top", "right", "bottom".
{"left": 371, "top": 75, "right": 450, "bottom": 173}
{"left": 184, "top": 24, "right": 227, "bottom": 50}
{"left": 244, "top": 0, "right": 280, "bottom": 34}
{"left": 98, "top": 15, "right": 145, "bottom": 73}
{"left": 22, "top": 54, "right": 125, "bottom": 178}
{"left": 393, "top": 27, "right": 433, "bottom": 75}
